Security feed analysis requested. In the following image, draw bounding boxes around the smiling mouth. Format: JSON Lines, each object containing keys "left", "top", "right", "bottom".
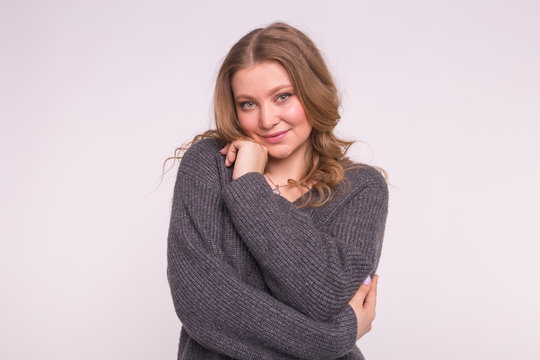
{"left": 261, "top": 130, "right": 289, "bottom": 143}
{"left": 263, "top": 130, "right": 289, "bottom": 138}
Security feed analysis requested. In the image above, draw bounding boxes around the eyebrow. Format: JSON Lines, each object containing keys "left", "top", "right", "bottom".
{"left": 234, "top": 84, "right": 293, "bottom": 101}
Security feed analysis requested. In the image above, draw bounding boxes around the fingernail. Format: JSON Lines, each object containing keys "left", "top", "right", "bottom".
{"left": 363, "top": 276, "right": 371, "bottom": 285}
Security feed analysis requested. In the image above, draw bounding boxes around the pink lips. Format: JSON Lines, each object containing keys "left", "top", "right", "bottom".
{"left": 262, "top": 130, "right": 289, "bottom": 143}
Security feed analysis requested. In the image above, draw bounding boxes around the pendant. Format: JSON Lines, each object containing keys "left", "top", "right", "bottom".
{"left": 272, "top": 185, "right": 281, "bottom": 195}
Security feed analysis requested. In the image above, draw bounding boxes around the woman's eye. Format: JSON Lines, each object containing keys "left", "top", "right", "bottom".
{"left": 276, "top": 93, "right": 292, "bottom": 102}
{"left": 240, "top": 102, "right": 255, "bottom": 110}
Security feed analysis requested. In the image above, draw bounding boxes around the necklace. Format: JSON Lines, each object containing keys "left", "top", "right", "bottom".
{"left": 264, "top": 173, "right": 292, "bottom": 195}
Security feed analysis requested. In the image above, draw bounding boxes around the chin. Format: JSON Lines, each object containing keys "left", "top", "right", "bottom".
{"left": 268, "top": 147, "right": 293, "bottom": 159}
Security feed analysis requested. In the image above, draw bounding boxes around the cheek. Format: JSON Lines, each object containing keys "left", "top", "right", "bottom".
{"left": 284, "top": 102, "right": 310, "bottom": 127}
{"left": 237, "top": 113, "right": 257, "bottom": 133}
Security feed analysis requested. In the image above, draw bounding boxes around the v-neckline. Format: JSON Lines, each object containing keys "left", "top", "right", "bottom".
{"left": 290, "top": 184, "right": 318, "bottom": 206}
{"left": 215, "top": 148, "right": 316, "bottom": 207}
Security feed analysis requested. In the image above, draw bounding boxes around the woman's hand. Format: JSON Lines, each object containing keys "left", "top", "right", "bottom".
{"left": 348, "top": 274, "right": 378, "bottom": 341}
{"left": 219, "top": 138, "right": 269, "bottom": 180}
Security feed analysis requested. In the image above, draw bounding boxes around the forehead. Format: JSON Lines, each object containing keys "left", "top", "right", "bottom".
{"left": 231, "top": 61, "right": 292, "bottom": 96}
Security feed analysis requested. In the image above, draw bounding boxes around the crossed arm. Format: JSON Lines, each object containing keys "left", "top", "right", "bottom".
{"left": 167, "top": 170, "right": 358, "bottom": 360}
{"left": 221, "top": 170, "right": 389, "bottom": 321}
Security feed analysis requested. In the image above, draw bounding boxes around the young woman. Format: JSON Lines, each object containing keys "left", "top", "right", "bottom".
{"left": 165, "top": 22, "right": 389, "bottom": 360}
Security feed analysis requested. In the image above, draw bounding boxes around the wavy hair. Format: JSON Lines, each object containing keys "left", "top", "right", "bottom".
{"left": 162, "top": 22, "right": 387, "bottom": 208}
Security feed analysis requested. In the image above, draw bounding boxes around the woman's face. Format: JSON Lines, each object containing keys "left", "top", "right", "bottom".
{"left": 231, "top": 61, "right": 313, "bottom": 160}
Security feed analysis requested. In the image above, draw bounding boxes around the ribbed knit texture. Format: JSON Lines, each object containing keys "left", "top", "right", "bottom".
{"left": 167, "top": 138, "right": 389, "bottom": 360}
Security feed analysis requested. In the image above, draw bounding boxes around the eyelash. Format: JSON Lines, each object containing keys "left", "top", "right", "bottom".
{"left": 276, "top": 92, "right": 293, "bottom": 102}
{"left": 239, "top": 92, "right": 293, "bottom": 110}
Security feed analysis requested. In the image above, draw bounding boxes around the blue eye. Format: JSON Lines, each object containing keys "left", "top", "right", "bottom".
{"left": 276, "top": 93, "right": 292, "bottom": 102}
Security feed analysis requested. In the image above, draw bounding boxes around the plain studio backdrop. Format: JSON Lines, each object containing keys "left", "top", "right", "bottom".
{"left": 1, "top": 0, "right": 539, "bottom": 359}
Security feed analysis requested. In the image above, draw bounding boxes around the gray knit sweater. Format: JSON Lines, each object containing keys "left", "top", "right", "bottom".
{"left": 167, "top": 138, "right": 389, "bottom": 360}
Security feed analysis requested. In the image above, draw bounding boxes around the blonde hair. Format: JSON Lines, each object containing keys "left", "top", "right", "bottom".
{"left": 162, "top": 22, "right": 387, "bottom": 208}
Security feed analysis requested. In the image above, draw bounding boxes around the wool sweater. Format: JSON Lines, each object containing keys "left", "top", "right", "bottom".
{"left": 167, "top": 138, "right": 389, "bottom": 360}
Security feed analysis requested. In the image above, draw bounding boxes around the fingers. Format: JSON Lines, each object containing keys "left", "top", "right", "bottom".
{"left": 220, "top": 143, "right": 238, "bottom": 167}
{"left": 219, "top": 139, "right": 265, "bottom": 168}
{"left": 363, "top": 274, "right": 378, "bottom": 311}
{"left": 348, "top": 274, "right": 379, "bottom": 341}
{"left": 226, "top": 144, "right": 238, "bottom": 167}
{"left": 218, "top": 139, "right": 268, "bottom": 179}
{"left": 348, "top": 276, "right": 372, "bottom": 306}
{"left": 219, "top": 144, "right": 229, "bottom": 154}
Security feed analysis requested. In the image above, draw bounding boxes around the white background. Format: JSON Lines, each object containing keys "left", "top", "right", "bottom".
{"left": 1, "top": 1, "right": 539, "bottom": 359}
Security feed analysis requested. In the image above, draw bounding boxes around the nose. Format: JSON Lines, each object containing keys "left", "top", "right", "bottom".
{"left": 259, "top": 104, "right": 279, "bottom": 129}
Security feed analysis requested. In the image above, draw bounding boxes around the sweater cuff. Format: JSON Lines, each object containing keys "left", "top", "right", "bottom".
{"left": 223, "top": 171, "right": 275, "bottom": 204}
{"left": 335, "top": 304, "right": 358, "bottom": 353}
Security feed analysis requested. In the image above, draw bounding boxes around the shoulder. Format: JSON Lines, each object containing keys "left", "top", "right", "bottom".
{"left": 317, "top": 163, "right": 388, "bottom": 227}
{"left": 177, "top": 137, "right": 225, "bottom": 184}
{"left": 344, "top": 163, "right": 387, "bottom": 186}
{"left": 340, "top": 163, "right": 389, "bottom": 200}
{"left": 182, "top": 137, "right": 224, "bottom": 162}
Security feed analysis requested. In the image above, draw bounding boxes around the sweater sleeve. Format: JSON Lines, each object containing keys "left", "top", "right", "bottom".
{"left": 221, "top": 170, "right": 389, "bottom": 322}
{"left": 167, "top": 168, "right": 358, "bottom": 360}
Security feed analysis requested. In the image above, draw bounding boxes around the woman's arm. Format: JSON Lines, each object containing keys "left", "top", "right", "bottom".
{"left": 167, "top": 169, "right": 357, "bottom": 360}
{"left": 220, "top": 169, "right": 389, "bottom": 322}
